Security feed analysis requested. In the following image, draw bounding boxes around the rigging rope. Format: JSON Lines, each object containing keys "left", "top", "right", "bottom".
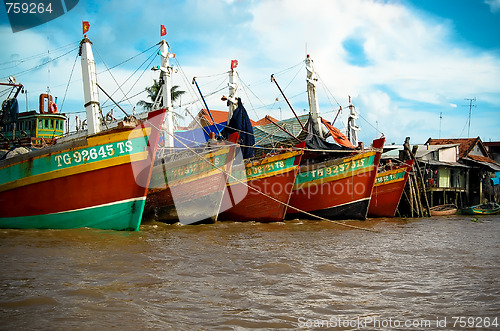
{"left": 94, "top": 47, "right": 134, "bottom": 109}
{"left": 1, "top": 47, "right": 78, "bottom": 80}
{"left": 59, "top": 52, "right": 79, "bottom": 113}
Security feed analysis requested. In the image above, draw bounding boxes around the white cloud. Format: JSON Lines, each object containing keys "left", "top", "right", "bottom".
{"left": 485, "top": 0, "right": 500, "bottom": 13}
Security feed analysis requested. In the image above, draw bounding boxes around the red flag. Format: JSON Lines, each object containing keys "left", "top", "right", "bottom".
{"left": 160, "top": 25, "right": 167, "bottom": 37}
{"left": 230, "top": 59, "right": 238, "bottom": 69}
{"left": 82, "top": 21, "right": 90, "bottom": 35}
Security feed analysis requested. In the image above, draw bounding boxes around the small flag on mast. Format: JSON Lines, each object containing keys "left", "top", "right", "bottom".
{"left": 82, "top": 21, "right": 90, "bottom": 35}
{"left": 160, "top": 25, "right": 167, "bottom": 37}
{"left": 230, "top": 59, "right": 238, "bottom": 70}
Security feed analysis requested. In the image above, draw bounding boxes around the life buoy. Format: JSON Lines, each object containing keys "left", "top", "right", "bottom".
{"left": 39, "top": 94, "right": 53, "bottom": 114}
{"left": 48, "top": 101, "right": 58, "bottom": 114}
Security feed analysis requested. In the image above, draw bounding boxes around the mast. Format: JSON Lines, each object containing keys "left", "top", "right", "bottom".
{"left": 159, "top": 39, "right": 175, "bottom": 148}
{"left": 305, "top": 54, "right": 323, "bottom": 138}
{"left": 79, "top": 37, "right": 101, "bottom": 135}
{"left": 227, "top": 60, "right": 239, "bottom": 121}
{"left": 347, "top": 97, "right": 360, "bottom": 146}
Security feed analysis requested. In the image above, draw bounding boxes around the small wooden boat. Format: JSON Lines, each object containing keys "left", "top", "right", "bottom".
{"left": 430, "top": 204, "right": 458, "bottom": 216}
{"left": 462, "top": 202, "right": 500, "bottom": 215}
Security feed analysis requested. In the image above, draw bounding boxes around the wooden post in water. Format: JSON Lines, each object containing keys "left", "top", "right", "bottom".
{"left": 403, "top": 138, "right": 431, "bottom": 217}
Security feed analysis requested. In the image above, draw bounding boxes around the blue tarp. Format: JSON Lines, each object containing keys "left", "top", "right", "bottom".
{"left": 171, "top": 122, "right": 227, "bottom": 148}
{"left": 491, "top": 172, "right": 500, "bottom": 186}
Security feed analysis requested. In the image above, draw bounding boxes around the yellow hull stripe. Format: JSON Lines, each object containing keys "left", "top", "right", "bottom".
{"left": 0, "top": 151, "right": 148, "bottom": 193}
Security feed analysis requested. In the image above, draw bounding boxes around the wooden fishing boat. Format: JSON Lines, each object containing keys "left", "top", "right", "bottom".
{"left": 0, "top": 37, "right": 166, "bottom": 231}
{"left": 462, "top": 202, "right": 500, "bottom": 215}
{"left": 249, "top": 55, "right": 384, "bottom": 221}
{"left": 429, "top": 204, "right": 458, "bottom": 216}
{"left": 206, "top": 64, "right": 304, "bottom": 222}
{"left": 286, "top": 137, "right": 384, "bottom": 220}
{"left": 368, "top": 159, "right": 414, "bottom": 217}
{"left": 218, "top": 149, "right": 304, "bottom": 222}
{"left": 144, "top": 142, "right": 238, "bottom": 224}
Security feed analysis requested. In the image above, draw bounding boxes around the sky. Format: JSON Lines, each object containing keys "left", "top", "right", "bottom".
{"left": 1, "top": 0, "right": 499, "bottom": 145}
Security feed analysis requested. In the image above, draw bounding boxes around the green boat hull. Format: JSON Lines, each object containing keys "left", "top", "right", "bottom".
{"left": 0, "top": 198, "right": 145, "bottom": 231}
{"left": 462, "top": 203, "right": 500, "bottom": 215}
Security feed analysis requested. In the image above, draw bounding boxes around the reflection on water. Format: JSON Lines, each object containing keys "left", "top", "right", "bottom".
{"left": 0, "top": 216, "right": 499, "bottom": 329}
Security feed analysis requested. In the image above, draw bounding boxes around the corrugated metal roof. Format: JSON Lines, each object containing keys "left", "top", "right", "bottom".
{"left": 253, "top": 115, "right": 309, "bottom": 147}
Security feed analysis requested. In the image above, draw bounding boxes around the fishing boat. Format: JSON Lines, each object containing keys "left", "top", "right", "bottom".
{"left": 429, "top": 204, "right": 458, "bottom": 216}
{"left": 462, "top": 202, "right": 500, "bottom": 215}
{"left": 0, "top": 85, "right": 67, "bottom": 149}
{"left": 215, "top": 66, "right": 304, "bottom": 222}
{"left": 287, "top": 138, "right": 384, "bottom": 220}
{"left": 0, "top": 37, "right": 166, "bottom": 231}
{"left": 142, "top": 54, "right": 242, "bottom": 225}
{"left": 255, "top": 55, "right": 383, "bottom": 220}
{"left": 218, "top": 148, "right": 304, "bottom": 222}
{"left": 368, "top": 159, "right": 414, "bottom": 217}
{"left": 144, "top": 142, "right": 238, "bottom": 224}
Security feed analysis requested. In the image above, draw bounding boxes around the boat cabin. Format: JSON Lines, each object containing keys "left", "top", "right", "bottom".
{"left": 1, "top": 93, "right": 66, "bottom": 148}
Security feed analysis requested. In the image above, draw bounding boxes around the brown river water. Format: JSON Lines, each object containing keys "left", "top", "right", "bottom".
{"left": 1, "top": 216, "right": 499, "bottom": 330}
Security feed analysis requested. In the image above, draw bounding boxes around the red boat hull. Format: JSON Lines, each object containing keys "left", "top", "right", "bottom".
{"left": 287, "top": 138, "right": 384, "bottom": 220}
{"left": 218, "top": 150, "right": 303, "bottom": 222}
{"left": 0, "top": 108, "right": 166, "bottom": 230}
{"left": 287, "top": 155, "right": 379, "bottom": 220}
{"left": 368, "top": 160, "right": 414, "bottom": 218}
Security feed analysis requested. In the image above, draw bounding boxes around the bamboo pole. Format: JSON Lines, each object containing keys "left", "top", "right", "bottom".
{"left": 403, "top": 138, "right": 431, "bottom": 217}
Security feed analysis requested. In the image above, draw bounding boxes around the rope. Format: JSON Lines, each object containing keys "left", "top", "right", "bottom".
{"left": 59, "top": 52, "right": 79, "bottom": 112}
{"left": 94, "top": 47, "right": 134, "bottom": 109}
{"left": 2, "top": 47, "right": 78, "bottom": 80}
{"left": 145, "top": 118, "right": 380, "bottom": 232}
{"left": 106, "top": 45, "right": 161, "bottom": 108}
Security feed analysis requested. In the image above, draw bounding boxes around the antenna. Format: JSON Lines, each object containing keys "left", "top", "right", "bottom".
{"left": 439, "top": 112, "right": 442, "bottom": 139}
{"left": 463, "top": 97, "right": 476, "bottom": 138}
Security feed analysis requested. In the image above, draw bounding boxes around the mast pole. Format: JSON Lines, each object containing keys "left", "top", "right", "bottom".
{"left": 159, "top": 40, "right": 175, "bottom": 148}
{"left": 192, "top": 77, "right": 222, "bottom": 137}
{"left": 347, "top": 96, "right": 360, "bottom": 146}
{"left": 271, "top": 74, "right": 306, "bottom": 131}
{"left": 79, "top": 37, "right": 101, "bottom": 135}
{"left": 305, "top": 54, "right": 323, "bottom": 138}
{"left": 227, "top": 62, "right": 239, "bottom": 121}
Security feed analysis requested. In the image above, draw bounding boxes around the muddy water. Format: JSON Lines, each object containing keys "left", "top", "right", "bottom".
{"left": 1, "top": 216, "right": 499, "bottom": 330}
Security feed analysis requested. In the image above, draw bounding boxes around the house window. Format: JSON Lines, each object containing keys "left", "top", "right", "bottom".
{"left": 438, "top": 168, "right": 450, "bottom": 188}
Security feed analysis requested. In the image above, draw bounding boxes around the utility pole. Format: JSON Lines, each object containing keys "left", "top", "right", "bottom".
{"left": 464, "top": 97, "right": 476, "bottom": 138}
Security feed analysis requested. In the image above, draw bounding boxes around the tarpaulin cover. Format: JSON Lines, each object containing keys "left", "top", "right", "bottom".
{"left": 304, "top": 114, "right": 353, "bottom": 151}
{"left": 222, "top": 98, "right": 254, "bottom": 159}
{"left": 170, "top": 122, "right": 227, "bottom": 148}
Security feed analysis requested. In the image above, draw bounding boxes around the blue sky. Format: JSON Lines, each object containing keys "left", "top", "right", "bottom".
{"left": 1, "top": 0, "right": 499, "bottom": 144}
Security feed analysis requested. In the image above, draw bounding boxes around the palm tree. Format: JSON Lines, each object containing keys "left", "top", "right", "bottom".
{"left": 137, "top": 80, "right": 186, "bottom": 111}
